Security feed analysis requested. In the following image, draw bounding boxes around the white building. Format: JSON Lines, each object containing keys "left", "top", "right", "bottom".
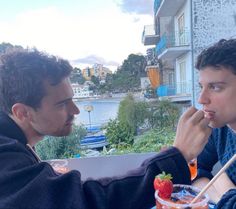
{"left": 71, "top": 83, "right": 93, "bottom": 99}
{"left": 142, "top": 0, "right": 236, "bottom": 109}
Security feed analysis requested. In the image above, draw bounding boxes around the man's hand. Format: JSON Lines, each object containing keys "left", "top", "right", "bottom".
{"left": 173, "top": 106, "right": 212, "bottom": 162}
{"left": 193, "top": 173, "right": 236, "bottom": 203}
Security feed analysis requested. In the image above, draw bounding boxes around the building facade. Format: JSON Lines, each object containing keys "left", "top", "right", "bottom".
{"left": 82, "top": 64, "right": 112, "bottom": 83}
{"left": 142, "top": 0, "right": 236, "bottom": 109}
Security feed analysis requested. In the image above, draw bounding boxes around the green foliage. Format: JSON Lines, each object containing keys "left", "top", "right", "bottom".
{"left": 149, "top": 100, "right": 180, "bottom": 129}
{"left": 108, "top": 127, "right": 175, "bottom": 155}
{"left": 104, "top": 97, "right": 179, "bottom": 155}
{"left": 132, "top": 127, "right": 175, "bottom": 153}
{"left": 118, "top": 93, "right": 149, "bottom": 135}
{"left": 90, "top": 75, "right": 100, "bottom": 92}
{"left": 118, "top": 94, "right": 136, "bottom": 134}
{"left": 120, "top": 54, "right": 147, "bottom": 77}
{"left": 90, "top": 75, "right": 99, "bottom": 86}
{"left": 105, "top": 119, "right": 134, "bottom": 145}
{"left": 99, "top": 54, "right": 147, "bottom": 93}
{"left": 36, "top": 125, "right": 86, "bottom": 160}
{"left": 134, "top": 100, "right": 150, "bottom": 128}
{"left": 70, "top": 67, "right": 85, "bottom": 84}
{"left": 105, "top": 94, "right": 151, "bottom": 148}
{"left": 0, "top": 42, "right": 24, "bottom": 54}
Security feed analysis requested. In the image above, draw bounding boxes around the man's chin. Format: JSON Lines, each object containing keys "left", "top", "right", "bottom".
{"left": 61, "top": 129, "right": 72, "bottom": 137}
{"left": 52, "top": 129, "right": 73, "bottom": 137}
{"left": 208, "top": 121, "right": 225, "bottom": 129}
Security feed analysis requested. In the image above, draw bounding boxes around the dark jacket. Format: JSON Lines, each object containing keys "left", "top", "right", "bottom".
{"left": 197, "top": 126, "right": 236, "bottom": 184}
{"left": 0, "top": 112, "right": 233, "bottom": 209}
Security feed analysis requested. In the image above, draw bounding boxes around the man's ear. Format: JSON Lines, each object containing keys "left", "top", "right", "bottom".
{"left": 11, "top": 103, "right": 31, "bottom": 122}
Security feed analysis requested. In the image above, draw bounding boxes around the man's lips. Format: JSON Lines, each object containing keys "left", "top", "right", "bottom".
{"left": 66, "top": 121, "right": 73, "bottom": 126}
{"left": 65, "top": 118, "right": 74, "bottom": 126}
{"left": 204, "top": 110, "right": 215, "bottom": 119}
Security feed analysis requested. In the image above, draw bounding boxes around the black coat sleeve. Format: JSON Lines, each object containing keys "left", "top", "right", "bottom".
{"left": 0, "top": 138, "right": 191, "bottom": 209}
{"left": 83, "top": 147, "right": 191, "bottom": 209}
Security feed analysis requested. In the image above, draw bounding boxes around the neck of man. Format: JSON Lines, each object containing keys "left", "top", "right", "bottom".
{"left": 10, "top": 115, "right": 44, "bottom": 147}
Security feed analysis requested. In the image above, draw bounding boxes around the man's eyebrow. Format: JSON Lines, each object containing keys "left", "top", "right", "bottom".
{"left": 54, "top": 98, "right": 72, "bottom": 106}
{"left": 208, "top": 81, "right": 227, "bottom": 85}
{"left": 199, "top": 81, "right": 227, "bottom": 85}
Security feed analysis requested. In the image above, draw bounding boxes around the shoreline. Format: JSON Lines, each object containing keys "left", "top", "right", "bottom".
{"left": 73, "top": 92, "right": 147, "bottom": 102}
{"left": 73, "top": 96, "right": 122, "bottom": 102}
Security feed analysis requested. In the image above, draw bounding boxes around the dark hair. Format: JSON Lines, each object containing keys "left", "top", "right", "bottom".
{"left": 0, "top": 49, "right": 72, "bottom": 114}
{"left": 195, "top": 39, "right": 236, "bottom": 75}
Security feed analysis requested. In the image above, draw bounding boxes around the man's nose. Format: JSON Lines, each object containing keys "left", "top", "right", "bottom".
{"left": 71, "top": 101, "right": 80, "bottom": 115}
{"left": 198, "top": 89, "right": 210, "bottom": 105}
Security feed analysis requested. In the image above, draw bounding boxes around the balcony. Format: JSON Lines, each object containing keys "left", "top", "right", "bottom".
{"left": 154, "top": 0, "right": 186, "bottom": 17}
{"left": 157, "top": 85, "right": 175, "bottom": 97}
{"left": 157, "top": 82, "right": 192, "bottom": 102}
{"left": 142, "top": 25, "right": 159, "bottom": 46}
{"left": 156, "top": 31, "right": 191, "bottom": 60}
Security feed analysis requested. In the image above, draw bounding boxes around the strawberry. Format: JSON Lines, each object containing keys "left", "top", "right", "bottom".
{"left": 153, "top": 171, "right": 173, "bottom": 199}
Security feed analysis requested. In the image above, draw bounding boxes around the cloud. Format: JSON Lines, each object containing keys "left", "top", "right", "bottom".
{"left": 0, "top": 3, "right": 152, "bottom": 73}
{"left": 71, "top": 55, "right": 120, "bottom": 68}
{"left": 117, "top": 0, "right": 153, "bottom": 15}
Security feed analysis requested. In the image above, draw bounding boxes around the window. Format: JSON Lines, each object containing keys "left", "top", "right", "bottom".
{"left": 179, "top": 60, "right": 186, "bottom": 93}
{"left": 178, "top": 13, "right": 185, "bottom": 45}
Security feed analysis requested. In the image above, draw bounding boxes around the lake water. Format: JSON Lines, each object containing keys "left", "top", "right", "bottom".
{"left": 74, "top": 98, "right": 121, "bottom": 127}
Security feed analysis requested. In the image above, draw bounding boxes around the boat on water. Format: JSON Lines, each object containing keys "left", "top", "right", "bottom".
{"left": 80, "top": 135, "right": 108, "bottom": 149}
{"left": 80, "top": 126, "right": 108, "bottom": 150}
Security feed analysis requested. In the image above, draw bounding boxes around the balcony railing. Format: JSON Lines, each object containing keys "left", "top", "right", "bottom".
{"left": 157, "top": 82, "right": 192, "bottom": 97}
{"left": 156, "top": 31, "right": 190, "bottom": 55}
{"left": 157, "top": 85, "right": 175, "bottom": 97}
{"left": 142, "top": 25, "right": 155, "bottom": 37}
{"left": 142, "top": 25, "right": 159, "bottom": 46}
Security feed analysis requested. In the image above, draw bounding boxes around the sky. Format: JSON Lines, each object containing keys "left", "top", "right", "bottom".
{"left": 0, "top": 0, "right": 154, "bottom": 72}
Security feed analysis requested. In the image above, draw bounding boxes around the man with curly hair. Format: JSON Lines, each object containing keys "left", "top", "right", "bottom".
{"left": 190, "top": 39, "right": 236, "bottom": 206}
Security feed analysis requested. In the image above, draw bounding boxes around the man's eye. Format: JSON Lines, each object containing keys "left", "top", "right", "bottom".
{"left": 210, "top": 85, "right": 221, "bottom": 91}
{"left": 198, "top": 84, "right": 203, "bottom": 89}
{"left": 57, "top": 102, "right": 67, "bottom": 107}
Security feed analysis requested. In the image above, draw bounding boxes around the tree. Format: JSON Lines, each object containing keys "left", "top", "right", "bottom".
{"left": 0, "top": 42, "right": 23, "bottom": 55}
{"left": 108, "top": 54, "right": 147, "bottom": 92}
{"left": 70, "top": 67, "right": 85, "bottom": 84}
{"left": 120, "top": 54, "right": 147, "bottom": 77}
{"left": 150, "top": 100, "right": 180, "bottom": 129}
{"left": 90, "top": 75, "right": 100, "bottom": 86}
{"left": 105, "top": 119, "right": 134, "bottom": 146}
{"left": 105, "top": 94, "right": 150, "bottom": 147}
{"left": 118, "top": 93, "right": 150, "bottom": 135}
{"left": 88, "top": 53, "right": 147, "bottom": 94}
{"left": 118, "top": 94, "right": 136, "bottom": 131}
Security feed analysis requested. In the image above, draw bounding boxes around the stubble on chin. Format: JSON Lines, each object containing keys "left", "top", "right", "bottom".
{"left": 61, "top": 125, "right": 73, "bottom": 136}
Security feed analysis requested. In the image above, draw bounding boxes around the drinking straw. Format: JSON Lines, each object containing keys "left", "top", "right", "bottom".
{"left": 191, "top": 153, "right": 236, "bottom": 204}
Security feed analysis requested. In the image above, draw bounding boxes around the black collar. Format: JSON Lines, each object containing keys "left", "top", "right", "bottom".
{"left": 0, "top": 111, "right": 28, "bottom": 145}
